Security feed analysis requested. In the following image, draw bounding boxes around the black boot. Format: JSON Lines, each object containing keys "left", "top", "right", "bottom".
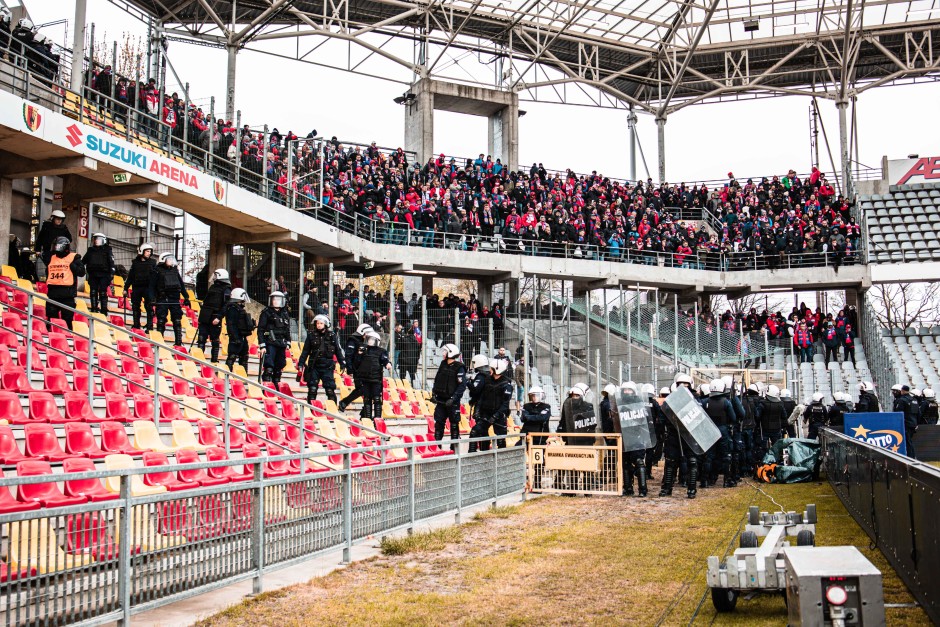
{"left": 210, "top": 346, "right": 220, "bottom": 363}
{"left": 687, "top": 462, "right": 698, "bottom": 499}
{"left": 174, "top": 328, "right": 183, "bottom": 346}
{"left": 637, "top": 466, "right": 648, "bottom": 497}
{"left": 622, "top": 470, "right": 634, "bottom": 496}
{"left": 659, "top": 465, "right": 675, "bottom": 497}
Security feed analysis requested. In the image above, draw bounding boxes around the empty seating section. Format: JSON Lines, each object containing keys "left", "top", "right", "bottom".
{"left": 861, "top": 185, "right": 940, "bottom": 263}
{"left": 762, "top": 341, "right": 875, "bottom": 404}
{"left": 879, "top": 326, "right": 940, "bottom": 390}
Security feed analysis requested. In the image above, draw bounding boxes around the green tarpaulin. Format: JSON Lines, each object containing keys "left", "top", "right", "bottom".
{"left": 757, "top": 438, "right": 820, "bottom": 483}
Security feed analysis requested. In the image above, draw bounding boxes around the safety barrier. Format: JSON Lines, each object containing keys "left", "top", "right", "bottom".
{"left": 819, "top": 428, "right": 940, "bottom": 624}
{"left": 0, "top": 436, "right": 525, "bottom": 625}
{"left": 526, "top": 433, "right": 622, "bottom": 496}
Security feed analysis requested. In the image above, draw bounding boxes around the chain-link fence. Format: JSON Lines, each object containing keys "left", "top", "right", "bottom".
{"left": 859, "top": 292, "right": 898, "bottom": 410}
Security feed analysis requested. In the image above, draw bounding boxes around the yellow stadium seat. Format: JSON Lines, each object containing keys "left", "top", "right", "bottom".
{"left": 148, "top": 330, "right": 166, "bottom": 344}
{"left": 159, "top": 358, "right": 181, "bottom": 378}
{"left": 382, "top": 401, "right": 400, "bottom": 419}
{"left": 153, "top": 375, "right": 173, "bottom": 397}
{"left": 386, "top": 436, "right": 408, "bottom": 461}
{"left": 171, "top": 420, "right": 207, "bottom": 451}
{"left": 324, "top": 399, "right": 340, "bottom": 415}
{"left": 75, "top": 299, "right": 89, "bottom": 312}
{"left": 132, "top": 420, "right": 178, "bottom": 453}
{"left": 182, "top": 397, "right": 209, "bottom": 422}
{"left": 112, "top": 276, "right": 124, "bottom": 288}
{"left": 1, "top": 265, "right": 18, "bottom": 280}
{"left": 232, "top": 364, "right": 249, "bottom": 379}
{"left": 458, "top": 415, "right": 471, "bottom": 434}
{"left": 228, "top": 401, "right": 249, "bottom": 422}
{"left": 245, "top": 399, "right": 267, "bottom": 422}
{"left": 246, "top": 382, "right": 266, "bottom": 400}
{"left": 15, "top": 279, "right": 33, "bottom": 292}
{"left": 112, "top": 327, "right": 132, "bottom": 344}
{"left": 72, "top": 321, "right": 90, "bottom": 339}
{"left": 8, "top": 519, "right": 94, "bottom": 575}
{"left": 180, "top": 361, "right": 200, "bottom": 380}
{"left": 316, "top": 418, "right": 337, "bottom": 440}
{"left": 189, "top": 347, "right": 206, "bottom": 361}
{"left": 308, "top": 441, "right": 342, "bottom": 470}
{"left": 332, "top": 419, "right": 362, "bottom": 443}
{"left": 104, "top": 454, "right": 168, "bottom": 496}
{"left": 114, "top": 504, "right": 184, "bottom": 552}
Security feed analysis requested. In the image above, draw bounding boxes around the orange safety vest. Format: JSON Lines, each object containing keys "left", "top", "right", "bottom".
{"left": 46, "top": 253, "right": 76, "bottom": 286}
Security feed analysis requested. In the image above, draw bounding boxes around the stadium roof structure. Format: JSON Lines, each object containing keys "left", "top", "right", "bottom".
{"left": 111, "top": 0, "right": 940, "bottom": 114}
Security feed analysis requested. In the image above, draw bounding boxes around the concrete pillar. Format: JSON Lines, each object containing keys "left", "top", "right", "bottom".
{"left": 506, "top": 279, "right": 519, "bottom": 306}
{"left": 477, "top": 279, "right": 493, "bottom": 309}
{"left": 0, "top": 178, "right": 10, "bottom": 267}
{"left": 404, "top": 84, "right": 434, "bottom": 166}
{"left": 656, "top": 115, "right": 666, "bottom": 183}
{"left": 421, "top": 275, "right": 434, "bottom": 297}
{"left": 207, "top": 222, "right": 240, "bottom": 276}
{"left": 627, "top": 108, "right": 637, "bottom": 182}
{"left": 487, "top": 103, "right": 519, "bottom": 172}
{"left": 225, "top": 45, "right": 237, "bottom": 123}
{"left": 836, "top": 100, "right": 850, "bottom": 196}
{"left": 70, "top": 0, "right": 88, "bottom": 93}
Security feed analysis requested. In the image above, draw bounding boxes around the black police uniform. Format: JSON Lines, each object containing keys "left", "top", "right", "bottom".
{"left": 197, "top": 279, "right": 231, "bottom": 362}
{"left": 645, "top": 397, "right": 666, "bottom": 479}
{"left": 298, "top": 327, "right": 346, "bottom": 404}
{"left": 257, "top": 306, "right": 292, "bottom": 383}
{"left": 469, "top": 373, "right": 512, "bottom": 452}
{"left": 520, "top": 401, "right": 551, "bottom": 445}
{"left": 127, "top": 253, "right": 156, "bottom": 330}
{"left": 83, "top": 241, "right": 114, "bottom": 315}
{"left": 466, "top": 369, "right": 487, "bottom": 423}
{"left": 782, "top": 396, "right": 797, "bottom": 437}
{"left": 705, "top": 394, "right": 737, "bottom": 488}
{"left": 431, "top": 359, "right": 467, "bottom": 446}
{"left": 338, "top": 331, "right": 366, "bottom": 414}
{"left": 856, "top": 390, "right": 880, "bottom": 413}
{"left": 756, "top": 396, "right": 787, "bottom": 460}
{"left": 351, "top": 343, "right": 389, "bottom": 421}
{"left": 740, "top": 392, "right": 760, "bottom": 476}
{"left": 893, "top": 393, "right": 917, "bottom": 459}
{"left": 223, "top": 299, "right": 255, "bottom": 371}
{"left": 152, "top": 263, "right": 189, "bottom": 345}
{"left": 827, "top": 401, "right": 850, "bottom": 433}
{"left": 557, "top": 395, "right": 597, "bottom": 446}
{"left": 618, "top": 392, "right": 650, "bottom": 497}
{"left": 804, "top": 401, "right": 828, "bottom": 439}
{"left": 35, "top": 220, "right": 72, "bottom": 265}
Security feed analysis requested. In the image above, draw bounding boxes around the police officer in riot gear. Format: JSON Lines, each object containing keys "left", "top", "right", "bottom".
{"left": 431, "top": 343, "right": 467, "bottom": 447}
{"left": 128, "top": 242, "right": 156, "bottom": 331}
{"left": 660, "top": 373, "right": 697, "bottom": 498}
{"left": 45, "top": 237, "right": 85, "bottom": 330}
{"left": 351, "top": 330, "right": 389, "bottom": 422}
{"left": 84, "top": 232, "right": 114, "bottom": 315}
{"left": 705, "top": 380, "right": 737, "bottom": 488}
{"left": 298, "top": 314, "right": 346, "bottom": 405}
{"left": 558, "top": 383, "right": 597, "bottom": 446}
{"left": 257, "top": 291, "right": 292, "bottom": 384}
{"left": 619, "top": 381, "right": 648, "bottom": 497}
{"left": 644, "top": 384, "right": 665, "bottom": 479}
{"left": 197, "top": 268, "right": 231, "bottom": 363}
{"left": 466, "top": 354, "right": 490, "bottom": 424}
{"left": 920, "top": 389, "right": 938, "bottom": 424}
{"left": 152, "top": 253, "right": 190, "bottom": 346}
{"left": 338, "top": 323, "right": 373, "bottom": 414}
{"left": 469, "top": 358, "right": 513, "bottom": 452}
{"left": 223, "top": 288, "right": 254, "bottom": 371}
{"left": 740, "top": 384, "right": 761, "bottom": 477}
{"left": 780, "top": 389, "right": 797, "bottom": 437}
{"left": 856, "top": 381, "right": 880, "bottom": 413}
{"left": 520, "top": 386, "right": 551, "bottom": 445}
{"left": 894, "top": 385, "right": 918, "bottom": 459}
{"left": 756, "top": 385, "right": 788, "bottom": 458}
{"left": 828, "top": 392, "right": 851, "bottom": 433}
{"left": 36, "top": 209, "right": 72, "bottom": 265}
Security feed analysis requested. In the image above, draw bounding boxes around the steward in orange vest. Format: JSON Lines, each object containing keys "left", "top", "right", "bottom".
{"left": 45, "top": 236, "right": 85, "bottom": 331}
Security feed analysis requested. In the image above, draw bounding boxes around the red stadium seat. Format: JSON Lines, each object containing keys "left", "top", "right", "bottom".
{"left": 120, "top": 356, "right": 141, "bottom": 377}
{"left": 261, "top": 398, "right": 280, "bottom": 420}
{"left": 126, "top": 374, "right": 148, "bottom": 396}
{"left": 100, "top": 421, "right": 143, "bottom": 456}
{"left": 0, "top": 329, "right": 18, "bottom": 348}
{"left": 72, "top": 370, "right": 102, "bottom": 396}
{"left": 197, "top": 420, "right": 223, "bottom": 448}
{"left": 159, "top": 399, "right": 183, "bottom": 422}
{"left": 0, "top": 425, "right": 26, "bottom": 464}
{"left": 100, "top": 374, "right": 128, "bottom": 396}
{"left": 16, "top": 460, "right": 88, "bottom": 507}
{"left": 242, "top": 443, "right": 291, "bottom": 478}
{"left": 66, "top": 512, "right": 127, "bottom": 560}
{"left": 244, "top": 421, "right": 267, "bottom": 448}
{"left": 280, "top": 399, "right": 298, "bottom": 421}
{"left": 0, "top": 469, "right": 40, "bottom": 514}
{"left": 63, "top": 392, "right": 97, "bottom": 423}
{"left": 277, "top": 382, "right": 294, "bottom": 398}
{"left": 204, "top": 397, "right": 224, "bottom": 421}
{"left": 133, "top": 394, "right": 154, "bottom": 421}
{"left": 97, "top": 354, "right": 120, "bottom": 376}
{"left": 176, "top": 448, "right": 229, "bottom": 487}
{"left": 2, "top": 366, "right": 32, "bottom": 393}
{"left": 1, "top": 312, "right": 23, "bottom": 334}
{"left": 45, "top": 351, "right": 72, "bottom": 373}
{"left": 141, "top": 452, "right": 191, "bottom": 491}
{"left": 42, "top": 368, "right": 70, "bottom": 395}
{"left": 0, "top": 390, "right": 28, "bottom": 424}
{"left": 205, "top": 447, "right": 252, "bottom": 482}
{"left": 64, "top": 423, "right": 109, "bottom": 460}
{"left": 115, "top": 340, "right": 135, "bottom": 358}
{"left": 229, "top": 379, "right": 248, "bottom": 401}
{"left": 171, "top": 379, "right": 190, "bottom": 397}
{"left": 192, "top": 377, "right": 214, "bottom": 399}
{"left": 264, "top": 420, "right": 288, "bottom": 447}
{"left": 62, "top": 458, "right": 117, "bottom": 501}
{"left": 29, "top": 391, "right": 64, "bottom": 423}
{"left": 24, "top": 423, "right": 81, "bottom": 462}
{"left": 105, "top": 394, "right": 132, "bottom": 422}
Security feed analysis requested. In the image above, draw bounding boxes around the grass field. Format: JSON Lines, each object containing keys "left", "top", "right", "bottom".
{"left": 199, "top": 478, "right": 929, "bottom": 626}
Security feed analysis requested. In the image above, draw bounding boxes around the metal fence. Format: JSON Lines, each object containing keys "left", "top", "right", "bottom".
{"left": 0, "top": 436, "right": 525, "bottom": 625}
{"left": 820, "top": 428, "right": 940, "bottom": 624}
{"left": 526, "top": 434, "right": 622, "bottom": 496}
{"left": 858, "top": 293, "right": 898, "bottom": 410}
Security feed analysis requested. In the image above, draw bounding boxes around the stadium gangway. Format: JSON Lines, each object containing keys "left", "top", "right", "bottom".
{"left": 0, "top": 279, "right": 386, "bottom": 455}
{"left": 0, "top": 432, "right": 524, "bottom": 625}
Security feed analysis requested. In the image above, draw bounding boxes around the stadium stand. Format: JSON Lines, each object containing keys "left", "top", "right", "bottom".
{"left": 860, "top": 185, "right": 940, "bottom": 263}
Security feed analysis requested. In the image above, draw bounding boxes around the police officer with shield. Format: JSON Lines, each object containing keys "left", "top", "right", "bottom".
{"left": 856, "top": 381, "right": 880, "bottom": 413}
{"left": 298, "top": 314, "right": 346, "bottom": 405}
{"left": 469, "top": 358, "right": 513, "bottom": 452}
{"left": 558, "top": 383, "right": 597, "bottom": 446}
{"left": 618, "top": 381, "right": 653, "bottom": 497}
{"left": 431, "top": 343, "right": 467, "bottom": 447}
{"left": 466, "top": 354, "right": 490, "bottom": 425}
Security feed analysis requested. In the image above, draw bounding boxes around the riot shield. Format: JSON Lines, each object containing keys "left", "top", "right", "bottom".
{"left": 617, "top": 394, "right": 654, "bottom": 452}
{"left": 661, "top": 386, "right": 721, "bottom": 455}
{"left": 564, "top": 398, "right": 597, "bottom": 445}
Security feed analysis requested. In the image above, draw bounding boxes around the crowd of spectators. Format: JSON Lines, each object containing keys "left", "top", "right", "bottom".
{"left": 81, "top": 61, "right": 861, "bottom": 272}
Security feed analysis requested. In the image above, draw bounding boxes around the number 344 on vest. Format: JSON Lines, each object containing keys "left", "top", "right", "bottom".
{"left": 47, "top": 253, "right": 76, "bottom": 286}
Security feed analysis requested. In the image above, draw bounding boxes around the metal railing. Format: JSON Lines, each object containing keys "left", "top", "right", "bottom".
{"left": 819, "top": 428, "right": 940, "bottom": 624}
{"left": 858, "top": 292, "right": 899, "bottom": 410}
{"left": 0, "top": 434, "right": 525, "bottom": 625}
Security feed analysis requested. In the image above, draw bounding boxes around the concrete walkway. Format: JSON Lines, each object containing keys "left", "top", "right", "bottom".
{"left": 118, "top": 492, "right": 529, "bottom": 627}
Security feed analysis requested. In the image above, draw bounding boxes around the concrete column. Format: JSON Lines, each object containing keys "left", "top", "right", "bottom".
{"left": 476, "top": 279, "right": 493, "bottom": 309}
{"left": 506, "top": 279, "right": 520, "bottom": 307}
{"left": 225, "top": 44, "right": 237, "bottom": 123}
{"left": 70, "top": 0, "right": 88, "bottom": 93}
{"left": 0, "top": 178, "right": 10, "bottom": 267}
{"left": 627, "top": 107, "right": 637, "bottom": 182}
{"left": 656, "top": 115, "right": 666, "bottom": 183}
{"left": 836, "top": 100, "right": 850, "bottom": 196}
{"left": 487, "top": 103, "right": 519, "bottom": 171}
{"left": 404, "top": 83, "right": 433, "bottom": 166}
{"left": 421, "top": 275, "right": 434, "bottom": 297}
{"left": 207, "top": 222, "right": 240, "bottom": 276}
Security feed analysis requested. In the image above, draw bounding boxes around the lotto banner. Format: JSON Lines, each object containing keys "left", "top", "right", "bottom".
{"left": 844, "top": 412, "right": 907, "bottom": 457}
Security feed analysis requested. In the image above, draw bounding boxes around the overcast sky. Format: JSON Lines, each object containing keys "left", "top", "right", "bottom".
{"left": 28, "top": 0, "right": 940, "bottom": 185}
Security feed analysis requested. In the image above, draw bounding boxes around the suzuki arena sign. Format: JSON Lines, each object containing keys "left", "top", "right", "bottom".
{"left": 887, "top": 156, "right": 940, "bottom": 186}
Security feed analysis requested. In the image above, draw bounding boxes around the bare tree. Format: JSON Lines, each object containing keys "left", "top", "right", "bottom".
{"left": 868, "top": 283, "right": 940, "bottom": 328}
{"left": 708, "top": 293, "right": 788, "bottom": 317}
{"left": 92, "top": 32, "right": 146, "bottom": 79}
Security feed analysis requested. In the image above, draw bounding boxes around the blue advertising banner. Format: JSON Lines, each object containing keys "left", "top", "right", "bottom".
{"left": 844, "top": 412, "right": 908, "bottom": 456}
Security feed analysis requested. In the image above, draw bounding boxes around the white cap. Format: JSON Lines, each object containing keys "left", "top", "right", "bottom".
{"left": 924, "top": 389, "right": 935, "bottom": 399}
{"left": 780, "top": 389, "right": 791, "bottom": 398}
{"left": 673, "top": 373, "right": 693, "bottom": 386}
{"left": 489, "top": 358, "right": 508, "bottom": 375}
{"left": 356, "top": 323, "right": 373, "bottom": 335}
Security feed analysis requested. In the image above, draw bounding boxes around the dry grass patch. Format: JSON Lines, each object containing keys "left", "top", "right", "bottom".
{"left": 197, "top": 476, "right": 930, "bottom": 627}
{"left": 380, "top": 526, "right": 465, "bottom": 556}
